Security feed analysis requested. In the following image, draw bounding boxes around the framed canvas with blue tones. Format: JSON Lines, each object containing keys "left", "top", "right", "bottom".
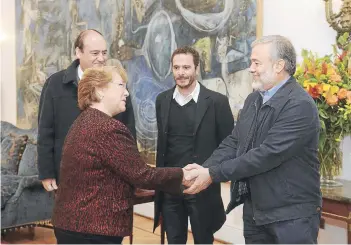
{"left": 16, "top": 0, "right": 263, "bottom": 165}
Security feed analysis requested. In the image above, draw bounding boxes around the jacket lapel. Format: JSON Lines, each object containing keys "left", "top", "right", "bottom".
{"left": 194, "top": 84, "right": 210, "bottom": 134}
{"left": 160, "top": 88, "right": 174, "bottom": 136}
{"left": 63, "top": 59, "right": 80, "bottom": 85}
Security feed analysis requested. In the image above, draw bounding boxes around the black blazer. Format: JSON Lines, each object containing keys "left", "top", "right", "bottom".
{"left": 153, "top": 83, "right": 234, "bottom": 232}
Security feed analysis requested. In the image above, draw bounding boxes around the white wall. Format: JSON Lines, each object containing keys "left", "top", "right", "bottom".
{"left": 0, "top": 0, "right": 16, "bottom": 124}
{"left": 1, "top": 0, "right": 350, "bottom": 243}
{"left": 263, "top": 0, "right": 338, "bottom": 61}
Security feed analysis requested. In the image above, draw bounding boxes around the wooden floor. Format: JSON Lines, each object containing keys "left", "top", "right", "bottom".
{"left": 1, "top": 215, "right": 225, "bottom": 244}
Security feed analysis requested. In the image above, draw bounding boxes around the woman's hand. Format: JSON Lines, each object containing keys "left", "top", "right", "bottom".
{"left": 182, "top": 168, "right": 198, "bottom": 187}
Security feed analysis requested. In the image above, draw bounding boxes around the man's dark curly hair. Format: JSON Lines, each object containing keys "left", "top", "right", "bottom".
{"left": 171, "top": 46, "right": 200, "bottom": 69}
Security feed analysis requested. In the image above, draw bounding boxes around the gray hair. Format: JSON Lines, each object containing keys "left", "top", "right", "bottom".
{"left": 251, "top": 35, "right": 297, "bottom": 76}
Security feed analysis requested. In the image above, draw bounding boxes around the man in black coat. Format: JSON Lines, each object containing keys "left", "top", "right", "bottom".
{"left": 153, "top": 46, "right": 234, "bottom": 244}
{"left": 37, "top": 29, "right": 136, "bottom": 191}
{"left": 184, "top": 35, "right": 322, "bottom": 244}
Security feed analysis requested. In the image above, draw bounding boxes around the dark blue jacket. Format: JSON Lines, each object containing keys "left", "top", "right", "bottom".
{"left": 205, "top": 77, "right": 322, "bottom": 225}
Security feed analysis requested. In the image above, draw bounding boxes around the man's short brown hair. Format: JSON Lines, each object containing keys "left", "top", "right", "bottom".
{"left": 78, "top": 64, "right": 128, "bottom": 111}
{"left": 171, "top": 46, "right": 200, "bottom": 68}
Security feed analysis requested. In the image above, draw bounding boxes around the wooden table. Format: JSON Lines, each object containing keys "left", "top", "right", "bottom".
{"left": 132, "top": 189, "right": 165, "bottom": 244}
{"left": 321, "top": 179, "right": 351, "bottom": 244}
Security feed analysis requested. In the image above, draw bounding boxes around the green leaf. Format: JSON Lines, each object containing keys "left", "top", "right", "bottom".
{"left": 338, "top": 34, "right": 346, "bottom": 46}
{"left": 320, "top": 120, "right": 326, "bottom": 131}
{"left": 319, "top": 132, "right": 326, "bottom": 152}
{"left": 343, "top": 32, "right": 349, "bottom": 39}
{"left": 301, "top": 49, "right": 308, "bottom": 58}
{"left": 319, "top": 110, "right": 329, "bottom": 119}
{"left": 333, "top": 44, "right": 338, "bottom": 55}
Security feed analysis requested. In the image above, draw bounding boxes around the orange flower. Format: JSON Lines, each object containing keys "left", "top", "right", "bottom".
{"left": 315, "top": 84, "right": 323, "bottom": 94}
{"left": 347, "top": 91, "right": 351, "bottom": 104}
{"left": 308, "top": 85, "right": 321, "bottom": 99}
{"left": 337, "top": 88, "right": 348, "bottom": 99}
{"left": 338, "top": 50, "right": 348, "bottom": 61}
{"left": 329, "top": 74, "right": 342, "bottom": 82}
{"left": 326, "top": 94, "right": 339, "bottom": 106}
{"left": 321, "top": 62, "right": 328, "bottom": 75}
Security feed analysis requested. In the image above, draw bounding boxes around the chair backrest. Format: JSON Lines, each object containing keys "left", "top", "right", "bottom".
{"left": 1, "top": 121, "right": 38, "bottom": 176}
{"left": 1, "top": 121, "right": 37, "bottom": 143}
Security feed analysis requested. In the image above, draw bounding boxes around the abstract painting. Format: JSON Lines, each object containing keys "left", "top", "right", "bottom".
{"left": 16, "top": 0, "right": 262, "bottom": 164}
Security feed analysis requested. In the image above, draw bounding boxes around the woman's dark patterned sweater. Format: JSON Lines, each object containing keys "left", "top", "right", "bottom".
{"left": 52, "top": 107, "right": 183, "bottom": 237}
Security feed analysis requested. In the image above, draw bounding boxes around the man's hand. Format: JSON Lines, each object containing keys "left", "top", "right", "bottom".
{"left": 182, "top": 168, "right": 198, "bottom": 187}
{"left": 42, "top": 178, "right": 58, "bottom": 192}
{"left": 183, "top": 163, "right": 212, "bottom": 194}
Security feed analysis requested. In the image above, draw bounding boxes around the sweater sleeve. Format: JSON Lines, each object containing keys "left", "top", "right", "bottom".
{"left": 99, "top": 122, "right": 183, "bottom": 194}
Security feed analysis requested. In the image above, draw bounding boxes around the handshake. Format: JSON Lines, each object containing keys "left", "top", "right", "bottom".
{"left": 181, "top": 163, "right": 212, "bottom": 195}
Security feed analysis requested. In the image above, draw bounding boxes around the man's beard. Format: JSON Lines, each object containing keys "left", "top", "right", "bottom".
{"left": 175, "top": 75, "right": 196, "bottom": 89}
{"left": 252, "top": 80, "right": 264, "bottom": 91}
{"left": 251, "top": 72, "right": 274, "bottom": 91}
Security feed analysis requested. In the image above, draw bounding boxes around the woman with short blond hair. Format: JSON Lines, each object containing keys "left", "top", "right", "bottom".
{"left": 52, "top": 66, "right": 188, "bottom": 244}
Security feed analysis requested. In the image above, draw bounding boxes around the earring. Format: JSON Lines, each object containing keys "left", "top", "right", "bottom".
{"left": 97, "top": 92, "right": 104, "bottom": 100}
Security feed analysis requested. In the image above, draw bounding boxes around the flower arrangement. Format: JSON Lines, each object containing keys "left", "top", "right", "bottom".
{"left": 295, "top": 32, "right": 351, "bottom": 182}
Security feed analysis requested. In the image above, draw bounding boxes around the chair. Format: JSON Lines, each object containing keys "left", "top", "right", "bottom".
{"left": 1, "top": 121, "right": 54, "bottom": 237}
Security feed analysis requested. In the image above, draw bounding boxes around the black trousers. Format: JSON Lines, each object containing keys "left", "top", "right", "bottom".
{"left": 243, "top": 212, "right": 321, "bottom": 244}
{"left": 54, "top": 227, "right": 124, "bottom": 244}
{"left": 162, "top": 193, "right": 214, "bottom": 244}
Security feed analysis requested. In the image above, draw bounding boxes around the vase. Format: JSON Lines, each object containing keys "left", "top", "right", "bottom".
{"left": 319, "top": 139, "right": 343, "bottom": 188}
{"left": 320, "top": 175, "right": 343, "bottom": 188}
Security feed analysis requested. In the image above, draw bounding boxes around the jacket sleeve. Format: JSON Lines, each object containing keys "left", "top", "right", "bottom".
{"left": 209, "top": 99, "right": 320, "bottom": 182}
{"left": 37, "top": 78, "right": 56, "bottom": 180}
{"left": 114, "top": 95, "right": 136, "bottom": 140}
{"left": 203, "top": 127, "right": 239, "bottom": 169}
{"left": 99, "top": 124, "right": 183, "bottom": 194}
{"left": 203, "top": 96, "right": 236, "bottom": 169}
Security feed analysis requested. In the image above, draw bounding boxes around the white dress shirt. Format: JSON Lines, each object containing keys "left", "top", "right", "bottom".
{"left": 172, "top": 81, "right": 200, "bottom": 106}
{"left": 77, "top": 65, "right": 83, "bottom": 80}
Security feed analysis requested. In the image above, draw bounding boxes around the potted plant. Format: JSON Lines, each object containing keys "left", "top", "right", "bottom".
{"left": 295, "top": 32, "right": 351, "bottom": 187}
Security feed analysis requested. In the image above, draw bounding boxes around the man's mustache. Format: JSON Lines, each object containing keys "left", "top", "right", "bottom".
{"left": 176, "top": 76, "right": 189, "bottom": 80}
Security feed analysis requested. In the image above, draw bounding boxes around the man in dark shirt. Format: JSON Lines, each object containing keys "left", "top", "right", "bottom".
{"left": 153, "top": 46, "right": 234, "bottom": 244}
{"left": 38, "top": 29, "right": 136, "bottom": 192}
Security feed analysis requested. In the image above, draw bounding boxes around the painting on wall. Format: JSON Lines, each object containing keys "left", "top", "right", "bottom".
{"left": 16, "top": 0, "right": 262, "bottom": 164}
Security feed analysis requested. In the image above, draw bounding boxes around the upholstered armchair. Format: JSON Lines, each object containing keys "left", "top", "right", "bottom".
{"left": 1, "top": 121, "right": 54, "bottom": 233}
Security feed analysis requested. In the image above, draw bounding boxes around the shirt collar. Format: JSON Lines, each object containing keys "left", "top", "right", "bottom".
{"left": 77, "top": 65, "right": 84, "bottom": 80}
{"left": 260, "top": 76, "right": 290, "bottom": 103}
{"left": 173, "top": 81, "right": 200, "bottom": 103}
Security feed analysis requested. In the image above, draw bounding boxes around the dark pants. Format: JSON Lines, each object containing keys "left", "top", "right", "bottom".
{"left": 243, "top": 213, "right": 320, "bottom": 244}
{"left": 162, "top": 193, "right": 214, "bottom": 244}
{"left": 54, "top": 228, "right": 124, "bottom": 244}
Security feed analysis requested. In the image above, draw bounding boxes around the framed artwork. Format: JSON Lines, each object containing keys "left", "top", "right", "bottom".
{"left": 16, "top": 0, "right": 263, "bottom": 165}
